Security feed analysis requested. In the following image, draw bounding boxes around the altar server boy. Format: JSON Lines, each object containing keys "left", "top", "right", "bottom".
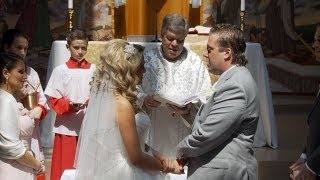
{"left": 45, "top": 29, "right": 95, "bottom": 180}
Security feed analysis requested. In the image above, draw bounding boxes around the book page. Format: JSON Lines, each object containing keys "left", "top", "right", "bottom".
{"left": 153, "top": 95, "right": 199, "bottom": 108}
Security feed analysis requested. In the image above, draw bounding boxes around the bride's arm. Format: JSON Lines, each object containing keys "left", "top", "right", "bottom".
{"left": 116, "top": 97, "right": 164, "bottom": 171}
{"left": 144, "top": 143, "right": 184, "bottom": 174}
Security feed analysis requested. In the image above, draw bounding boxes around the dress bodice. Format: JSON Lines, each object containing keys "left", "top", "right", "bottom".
{"left": 17, "top": 103, "right": 35, "bottom": 150}
{"left": 0, "top": 91, "right": 35, "bottom": 180}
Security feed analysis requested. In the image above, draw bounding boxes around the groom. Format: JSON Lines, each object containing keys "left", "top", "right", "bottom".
{"left": 176, "top": 24, "right": 259, "bottom": 180}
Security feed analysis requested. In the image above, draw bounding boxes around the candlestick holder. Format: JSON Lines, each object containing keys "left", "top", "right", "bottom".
{"left": 240, "top": 11, "right": 245, "bottom": 31}
{"left": 68, "top": 8, "right": 74, "bottom": 32}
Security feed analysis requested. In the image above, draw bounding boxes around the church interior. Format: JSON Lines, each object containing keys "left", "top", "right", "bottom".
{"left": 0, "top": 0, "right": 320, "bottom": 179}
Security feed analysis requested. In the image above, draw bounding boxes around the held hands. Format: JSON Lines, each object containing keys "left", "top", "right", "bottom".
{"left": 289, "top": 160, "right": 316, "bottom": 180}
{"left": 144, "top": 95, "right": 161, "bottom": 108}
{"left": 159, "top": 156, "right": 184, "bottom": 174}
{"left": 32, "top": 152, "right": 45, "bottom": 176}
{"left": 148, "top": 145, "right": 184, "bottom": 174}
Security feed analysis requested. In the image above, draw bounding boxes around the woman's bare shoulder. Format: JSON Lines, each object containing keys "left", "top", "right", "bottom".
{"left": 115, "top": 95, "right": 132, "bottom": 108}
{"left": 115, "top": 95, "right": 135, "bottom": 120}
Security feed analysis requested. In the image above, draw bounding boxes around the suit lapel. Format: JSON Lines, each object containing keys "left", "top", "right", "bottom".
{"left": 192, "top": 66, "right": 243, "bottom": 130}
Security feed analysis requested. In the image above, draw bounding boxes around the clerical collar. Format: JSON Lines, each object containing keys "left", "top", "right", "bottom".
{"left": 160, "top": 45, "right": 187, "bottom": 62}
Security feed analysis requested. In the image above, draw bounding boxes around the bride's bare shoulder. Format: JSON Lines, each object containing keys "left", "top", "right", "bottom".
{"left": 115, "top": 95, "right": 135, "bottom": 117}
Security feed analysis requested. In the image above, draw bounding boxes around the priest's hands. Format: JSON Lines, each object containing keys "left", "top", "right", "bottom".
{"left": 167, "top": 103, "right": 192, "bottom": 117}
{"left": 144, "top": 95, "right": 161, "bottom": 108}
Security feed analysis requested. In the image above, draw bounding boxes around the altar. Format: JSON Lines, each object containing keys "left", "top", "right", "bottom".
{"left": 43, "top": 39, "right": 278, "bottom": 148}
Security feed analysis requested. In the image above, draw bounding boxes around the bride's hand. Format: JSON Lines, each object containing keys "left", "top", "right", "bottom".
{"left": 160, "top": 157, "right": 174, "bottom": 173}
{"left": 160, "top": 157, "right": 184, "bottom": 174}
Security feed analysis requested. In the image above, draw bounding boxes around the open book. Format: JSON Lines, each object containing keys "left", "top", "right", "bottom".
{"left": 153, "top": 95, "right": 199, "bottom": 108}
{"left": 189, "top": 26, "right": 211, "bottom": 35}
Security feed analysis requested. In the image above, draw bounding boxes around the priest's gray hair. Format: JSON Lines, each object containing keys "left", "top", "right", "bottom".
{"left": 161, "top": 13, "right": 189, "bottom": 36}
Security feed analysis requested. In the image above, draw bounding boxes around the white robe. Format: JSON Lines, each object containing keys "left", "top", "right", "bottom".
{"left": 138, "top": 47, "right": 212, "bottom": 157}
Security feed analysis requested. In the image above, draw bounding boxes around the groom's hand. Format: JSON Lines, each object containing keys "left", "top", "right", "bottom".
{"left": 171, "top": 159, "right": 184, "bottom": 174}
{"left": 160, "top": 157, "right": 184, "bottom": 174}
{"left": 177, "top": 157, "right": 188, "bottom": 166}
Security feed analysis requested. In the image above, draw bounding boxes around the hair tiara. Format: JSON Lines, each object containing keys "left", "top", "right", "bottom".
{"left": 124, "top": 43, "right": 139, "bottom": 60}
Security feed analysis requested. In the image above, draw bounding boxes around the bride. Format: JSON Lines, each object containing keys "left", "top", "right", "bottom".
{"left": 75, "top": 39, "right": 183, "bottom": 179}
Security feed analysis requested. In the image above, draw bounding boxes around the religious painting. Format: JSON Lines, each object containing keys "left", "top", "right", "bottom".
{"left": 0, "top": 0, "right": 113, "bottom": 43}
{"left": 202, "top": 0, "right": 320, "bottom": 61}
{"left": 77, "top": 0, "right": 113, "bottom": 41}
{"left": 201, "top": 0, "right": 320, "bottom": 94}
{"left": 49, "top": 0, "right": 114, "bottom": 41}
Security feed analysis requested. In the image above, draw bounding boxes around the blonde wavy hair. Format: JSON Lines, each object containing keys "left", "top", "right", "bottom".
{"left": 92, "top": 39, "right": 144, "bottom": 112}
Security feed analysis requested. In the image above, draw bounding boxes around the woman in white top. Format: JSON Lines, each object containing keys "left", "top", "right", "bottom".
{"left": 0, "top": 52, "right": 45, "bottom": 180}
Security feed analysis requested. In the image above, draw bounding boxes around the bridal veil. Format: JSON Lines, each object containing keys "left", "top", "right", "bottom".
{"left": 74, "top": 80, "right": 134, "bottom": 179}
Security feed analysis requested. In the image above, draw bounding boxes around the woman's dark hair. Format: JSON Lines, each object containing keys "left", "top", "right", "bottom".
{"left": 0, "top": 52, "right": 24, "bottom": 83}
{"left": 0, "top": 29, "right": 29, "bottom": 52}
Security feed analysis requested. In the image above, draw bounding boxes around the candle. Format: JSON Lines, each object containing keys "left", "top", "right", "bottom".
{"left": 68, "top": 0, "right": 73, "bottom": 9}
{"left": 240, "top": 0, "right": 245, "bottom": 11}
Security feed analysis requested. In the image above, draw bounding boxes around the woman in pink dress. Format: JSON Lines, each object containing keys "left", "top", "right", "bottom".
{"left": 0, "top": 52, "right": 45, "bottom": 180}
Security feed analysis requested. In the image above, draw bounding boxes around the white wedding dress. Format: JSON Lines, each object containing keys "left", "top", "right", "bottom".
{"left": 74, "top": 82, "right": 164, "bottom": 180}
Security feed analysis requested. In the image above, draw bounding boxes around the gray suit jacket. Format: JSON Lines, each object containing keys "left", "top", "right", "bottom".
{"left": 177, "top": 66, "right": 259, "bottom": 180}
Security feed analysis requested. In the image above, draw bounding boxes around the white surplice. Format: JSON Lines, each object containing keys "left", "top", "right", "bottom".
{"left": 138, "top": 47, "right": 212, "bottom": 158}
{"left": 44, "top": 64, "right": 96, "bottom": 136}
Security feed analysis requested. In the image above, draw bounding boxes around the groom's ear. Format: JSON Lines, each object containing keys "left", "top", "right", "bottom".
{"left": 223, "top": 48, "right": 232, "bottom": 60}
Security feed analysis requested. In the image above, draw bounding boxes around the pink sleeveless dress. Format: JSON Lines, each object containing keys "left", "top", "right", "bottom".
{"left": 0, "top": 103, "right": 36, "bottom": 180}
